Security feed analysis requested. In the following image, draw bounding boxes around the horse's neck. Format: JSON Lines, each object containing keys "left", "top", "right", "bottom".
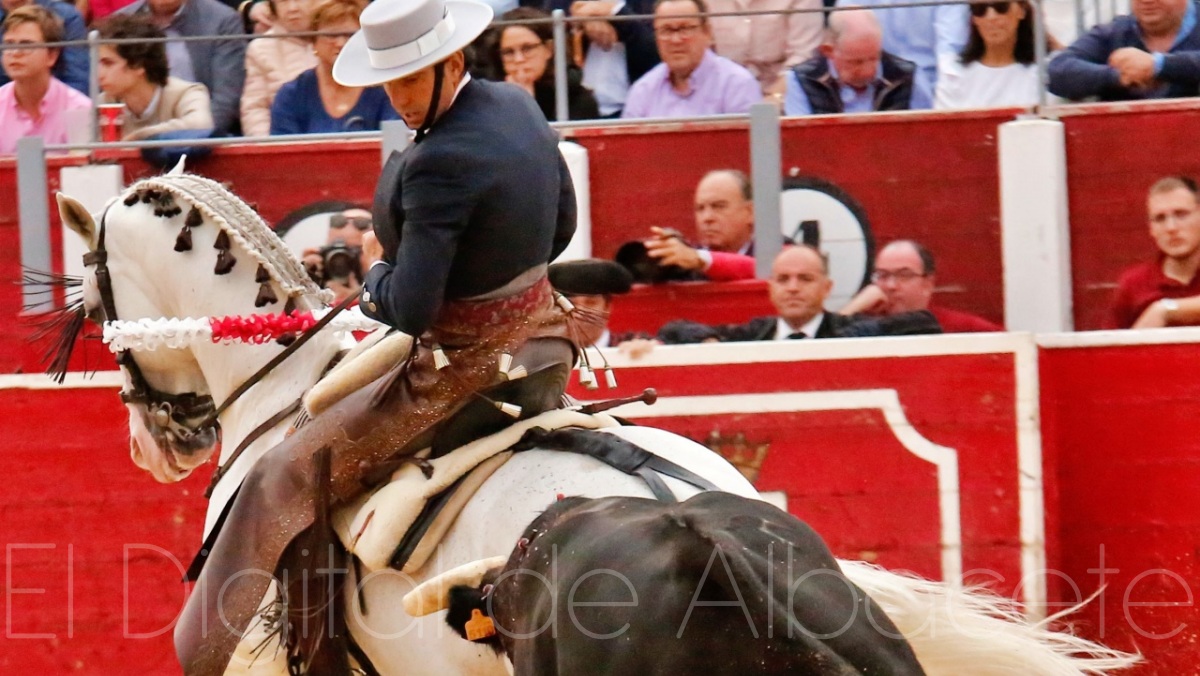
{"left": 195, "top": 331, "right": 344, "bottom": 534}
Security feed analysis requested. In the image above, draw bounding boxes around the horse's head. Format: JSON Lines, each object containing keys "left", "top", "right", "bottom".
{"left": 58, "top": 192, "right": 219, "bottom": 481}
{"left": 56, "top": 174, "right": 330, "bottom": 483}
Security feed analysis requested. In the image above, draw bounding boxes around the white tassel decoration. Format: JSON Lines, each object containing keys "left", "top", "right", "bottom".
{"left": 433, "top": 343, "right": 450, "bottom": 370}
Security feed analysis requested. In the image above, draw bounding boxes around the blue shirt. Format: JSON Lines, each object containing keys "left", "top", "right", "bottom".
{"left": 834, "top": 0, "right": 969, "bottom": 92}
{"left": 784, "top": 59, "right": 934, "bottom": 115}
{"left": 1152, "top": 0, "right": 1198, "bottom": 73}
{"left": 269, "top": 69, "right": 398, "bottom": 135}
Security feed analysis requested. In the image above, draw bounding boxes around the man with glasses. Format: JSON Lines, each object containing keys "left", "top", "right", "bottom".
{"left": 0, "top": 0, "right": 88, "bottom": 94}
{"left": 841, "top": 239, "right": 1002, "bottom": 332}
{"left": 1049, "top": 0, "right": 1200, "bottom": 101}
{"left": 0, "top": 5, "right": 90, "bottom": 154}
{"left": 784, "top": 9, "right": 931, "bottom": 115}
{"left": 622, "top": 0, "right": 761, "bottom": 118}
{"left": 1112, "top": 176, "right": 1200, "bottom": 328}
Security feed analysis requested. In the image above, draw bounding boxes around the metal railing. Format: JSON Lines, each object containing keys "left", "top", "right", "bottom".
{"left": 2, "top": 0, "right": 1114, "bottom": 136}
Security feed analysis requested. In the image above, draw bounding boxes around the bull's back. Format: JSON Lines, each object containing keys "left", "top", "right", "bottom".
{"left": 498, "top": 493, "right": 924, "bottom": 675}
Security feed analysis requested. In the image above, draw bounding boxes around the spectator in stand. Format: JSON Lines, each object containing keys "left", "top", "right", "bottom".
{"left": 653, "top": 245, "right": 941, "bottom": 344}
{"left": 117, "top": 0, "right": 246, "bottom": 135}
{"left": 488, "top": 7, "right": 599, "bottom": 121}
{"left": 784, "top": 9, "right": 932, "bottom": 115}
{"left": 935, "top": 1, "right": 1040, "bottom": 109}
{"left": 240, "top": 0, "right": 276, "bottom": 34}
{"left": 95, "top": 15, "right": 213, "bottom": 140}
{"left": 270, "top": 0, "right": 397, "bottom": 134}
{"left": 707, "top": 0, "right": 823, "bottom": 98}
{"left": 1112, "top": 176, "right": 1200, "bottom": 328}
{"left": 840, "top": 240, "right": 1003, "bottom": 332}
{"left": 1048, "top": 0, "right": 1200, "bottom": 101}
{"left": 564, "top": 0, "right": 659, "bottom": 117}
{"left": 241, "top": 0, "right": 318, "bottom": 136}
{"left": 548, "top": 258, "right": 636, "bottom": 347}
{"left": 0, "top": 0, "right": 87, "bottom": 93}
{"left": 622, "top": 0, "right": 761, "bottom": 118}
{"left": 625, "top": 169, "right": 759, "bottom": 282}
{"left": 302, "top": 206, "right": 372, "bottom": 303}
{"left": 0, "top": 6, "right": 90, "bottom": 154}
{"left": 834, "top": 0, "right": 969, "bottom": 93}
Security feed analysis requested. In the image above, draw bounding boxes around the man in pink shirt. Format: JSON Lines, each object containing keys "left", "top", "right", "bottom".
{"left": 0, "top": 5, "right": 91, "bottom": 154}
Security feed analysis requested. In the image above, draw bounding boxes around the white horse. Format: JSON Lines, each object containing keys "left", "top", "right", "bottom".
{"left": 55, "top": 172, "right": 1137, "bottom": 676}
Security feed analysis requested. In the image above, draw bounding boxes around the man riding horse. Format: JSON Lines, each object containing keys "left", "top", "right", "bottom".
{"left": 176, "top": 0, "right": 589, "bottom": 672}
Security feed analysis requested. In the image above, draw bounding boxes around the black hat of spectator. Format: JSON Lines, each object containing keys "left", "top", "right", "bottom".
{"left": 548, "top": 258, "right": 634, "bottom": 296}
{"left": 614, "top": 241, "right": 697, "bottom": 284}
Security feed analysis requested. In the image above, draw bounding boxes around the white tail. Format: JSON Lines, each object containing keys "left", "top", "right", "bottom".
{"left": 841, "top": 560, "right": 1141, "bottom": 675}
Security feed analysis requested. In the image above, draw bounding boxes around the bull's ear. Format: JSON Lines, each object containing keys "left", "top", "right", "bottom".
{"left": 56, "top": 193, "right": 98, "bottom": 250}
{"left": 446, "top": 585, "right": 499, "bottom": 645}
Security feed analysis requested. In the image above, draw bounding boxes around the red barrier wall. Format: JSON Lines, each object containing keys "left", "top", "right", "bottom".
{"left": 1039, "top": 333, "right": 1200, "bottom": 674}
{"left": 5, "top": 101, "right": 1200, "bottom": 372}
{"left": 4, "top": 331, "right": 1200, "bottom": 673}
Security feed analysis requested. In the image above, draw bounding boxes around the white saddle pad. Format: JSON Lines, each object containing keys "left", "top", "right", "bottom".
{"left": 333, "top": 409, "right": 620, "bottom": 573}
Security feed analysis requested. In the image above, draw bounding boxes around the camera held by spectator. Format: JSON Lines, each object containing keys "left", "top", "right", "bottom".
{"left": 309, "top": 241, "right": 363, "bottom": 287}
{"left": 302, "top": 207, "right": 372, "bottom": 302}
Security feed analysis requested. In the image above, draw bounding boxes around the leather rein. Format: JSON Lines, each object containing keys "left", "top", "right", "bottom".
{"left": 85, "top": 203, "right": 353, "bottom": 461}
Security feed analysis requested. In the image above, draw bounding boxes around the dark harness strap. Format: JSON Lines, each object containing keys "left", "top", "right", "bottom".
{"left": 203, "top": 397, "right": 303, "bottom": 499}
{"left": 510, "top": 427, "right": 721, "bottom": 503}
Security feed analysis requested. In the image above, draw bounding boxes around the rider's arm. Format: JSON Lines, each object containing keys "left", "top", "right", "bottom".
{"left": 361, "top": 147, "right": 478, "bottom": 335}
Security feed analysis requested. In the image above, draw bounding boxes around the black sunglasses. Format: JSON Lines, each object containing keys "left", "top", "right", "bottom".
{"left": 970, "top": 1, "right": 1013, "bottom": 16}
{"left": 330, "top": 214, "right": 372, "bottom": 231}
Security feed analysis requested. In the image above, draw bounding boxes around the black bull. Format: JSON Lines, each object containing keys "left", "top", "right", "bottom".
{"left": 444, "top": 492, "right": 927, "bottom": 675}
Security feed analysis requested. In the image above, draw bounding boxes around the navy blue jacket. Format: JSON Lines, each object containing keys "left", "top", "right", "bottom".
{"left": 362, "top": 79, "right": 576, "bottom": 336}
{"left": 792, "top": 51, "right": 919, "bottom": 114}
{"left": 1048, "top": 7, "right": 1200, "bottom": 101}
{"left": 0, "top": 0, "right": 88, "bottom": 94}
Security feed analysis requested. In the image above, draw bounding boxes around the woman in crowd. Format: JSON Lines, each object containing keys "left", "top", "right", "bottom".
{"left": 934, "top": 1, "right": 1041, "bottom": 109}
{"left": 489, "top": 7, "right": 599, "bottom": 121}
{"left": 95, "top": 14, "right": 213, "bottom": 140}
{"left": 241, "top": 0, "right": 318, "bottom": 136}
{"left": 270, "top": 0, "right": 396, "bottom": 135}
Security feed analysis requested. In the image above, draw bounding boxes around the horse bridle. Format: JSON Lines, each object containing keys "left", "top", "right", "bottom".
{"left": 85, "top": 202, "right": 357, "bottom": 446}
{"left": 85, "top": 206, "right": 218, "bottom": 442}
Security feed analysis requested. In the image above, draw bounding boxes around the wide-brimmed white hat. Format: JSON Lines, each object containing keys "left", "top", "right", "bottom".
{"left": 333, "top": 0, "right": 493, "bottom": 88}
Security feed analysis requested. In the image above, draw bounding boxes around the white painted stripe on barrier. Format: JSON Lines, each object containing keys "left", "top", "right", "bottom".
{"left": 1037, "top": 326, "right": 1200, "bottom": 347}
{"left": 610, "top": 389, "right": 964, "bottom": 588}
{"left": 0, "top": 371, "right": 122, "bottom": 390}
{"left": 599, "top": 331, "right": 1029, "bottom": 368}
{"left": 1015, "top": 336, "right": 1047, "bottom": 618}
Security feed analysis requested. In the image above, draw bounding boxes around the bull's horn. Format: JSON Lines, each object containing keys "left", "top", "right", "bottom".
{"left": 403, "top": 556, "right": 508, "bottom": 617}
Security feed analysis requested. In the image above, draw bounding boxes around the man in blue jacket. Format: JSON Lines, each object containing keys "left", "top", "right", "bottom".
{"left": 1049, "top": 0, "right": 1200, "bottom": 100}
{"left": 0, "top": 0, "right": 87, "bottom": 93}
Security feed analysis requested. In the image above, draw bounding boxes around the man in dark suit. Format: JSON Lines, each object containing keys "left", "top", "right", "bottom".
{"left": 658, "top": 244, "right": 940, "bottom": 343}
{"left": 176, "top": 1, "right": 581, "bottom": 672}
{"left": 118, "top": 0, "right": 245, "bottom": 134}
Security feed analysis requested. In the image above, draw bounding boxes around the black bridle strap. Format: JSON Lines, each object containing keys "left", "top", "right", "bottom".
{"left": 203, "top": 396, "right": 303, "bottom": 498}
{"left": 85, "top": 207, "right": 172, "bottom": 411}
{"left": 188, "top": 291, "right": 360, "bottom": 435}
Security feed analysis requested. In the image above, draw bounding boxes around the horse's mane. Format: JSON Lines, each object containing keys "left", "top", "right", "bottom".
{"left": 124, "top": 173, "right": 334, "bottom": 307}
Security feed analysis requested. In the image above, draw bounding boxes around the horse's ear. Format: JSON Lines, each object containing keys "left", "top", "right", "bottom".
{"left": 56, "top": 193, "right": 98, "bottom": 250}
{"left": 167, "top": 155, "right": 187, "bottom": 176}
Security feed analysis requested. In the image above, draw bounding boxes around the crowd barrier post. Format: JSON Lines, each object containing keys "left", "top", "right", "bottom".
{"left": 88, "top": 30, "right": 100, "bottom": 143}
{"left": 999, "top": 119, "right": 1073, "bottom": 332}
{"left": 552, "top": 9, "right": 569, "bottom": 122}
{"left": 380, "top": 119, "right": 410, "bottom": 166}
{"left": 749, "top": 102, "right": 783, "bottom": 280}
{"left": 16, "top": 136, "right": 52, "bottom": 313}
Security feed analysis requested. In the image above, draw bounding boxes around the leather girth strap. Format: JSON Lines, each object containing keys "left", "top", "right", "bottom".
{"left": 510, "top": 427, "right": 721, "bottom": 503}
